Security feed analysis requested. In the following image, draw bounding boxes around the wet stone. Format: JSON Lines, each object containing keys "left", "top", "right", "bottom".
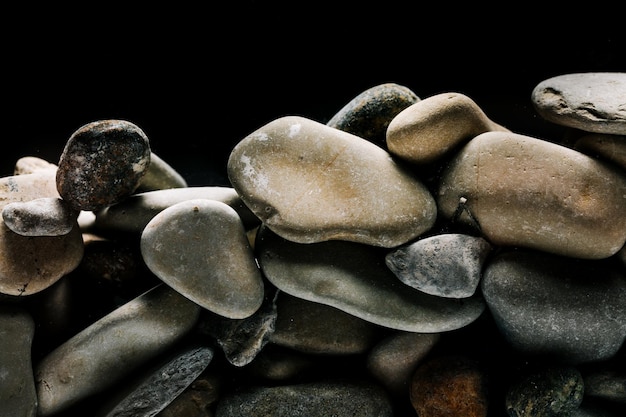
{"left": 56, "top": 119, "right": 152, "bottom": 211}
{"left": 140, "top": 199, "right": 265, "bottom": 319}
{"left": 385, "top": 233, "right": 492, "bottom": 298}
{"left": 227, "top": 115, "right": 437, "bottom": 248}
{"left": 2, "top": 197, "right": 79, "bottom": 236}
{"left": 531, "top": 72, "right": 626, "bottom": 135}
{"left": 255, "top": 225, "right": 485, "bottom": 333}
{"left": 326, "top": 82, "right": 420, "bottom": 147}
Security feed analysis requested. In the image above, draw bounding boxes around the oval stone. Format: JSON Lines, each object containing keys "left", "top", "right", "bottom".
{"left": 531, "top": 72, "right": 626, "bottom": 135}
{"left": 56, "top": 119, "right": 151, "bottom": 211}
{"left": 227, "top": 115, "right": 437, "bottom": 248}
{"left": 141, "top": 199, "right": 264, "bottom": 319}
{"left": 437, "top": 131, "right": 626, "bottom": 259}
{"left": 136, "top": 152, "right": 188, "bottom": 192}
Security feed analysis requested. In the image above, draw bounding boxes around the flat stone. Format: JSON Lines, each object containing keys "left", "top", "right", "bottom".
{"left": 227, "top": 115, "right": 437, "bottom": 248}
{"left": 2, "top": 197, "right": 79, "bottom": 236}
{"left": 256, "top": 225, "right": 485, "bottom": 333}
{"left": 140, "top": 199, "right": 265, "bottom": 319}
{"left": 56, "top": 119, "right": 152, "bottom": 211}
{"left": 385, "top": 233, "right": 492, "bottom": 298}
{"left": 326, "top": 82, "right": 419, "bottom": 147}
{"left": 531, "top": 72, "right": 626, "bottom": 135}
{"left": 34, "top": 284, "right": 201, "bottom": 416}
{"left": 386, "top": 92, "right": 509, "bottom": 165}
{"left": 135, "top": 152, "right": 188, "bottom": 192}
{"left": 437, "top": 131, "right": 626, "bottom": 259}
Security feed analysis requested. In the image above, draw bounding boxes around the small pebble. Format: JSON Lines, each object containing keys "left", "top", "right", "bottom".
{"left": 2, "top": 197, "right": 78, "bottom": 236}
{"left": 135, "top": 151, "right": 188, "bottom": 192}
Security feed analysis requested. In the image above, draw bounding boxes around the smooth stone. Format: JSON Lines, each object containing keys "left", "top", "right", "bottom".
{"left": 481, "top": 249, "right": 626, "bottom": 363}
{"left": 214, "top": 380, "right": 394, "bottom": 417}
{"left": 2, "top": 197, "right": 79, "bottom": 236}
{"left": 135, "top": 152, "right": 188, "bottom": 192}
{"left": 326, "top": 82, "right": 420, "bottom": 147}
{"left": 34, "top": 284, "right": 201, "bottom": 416}
{"left": 386, "top": 92, "right": 509, "bottom": 165}
{"left": 409, "top": 355, "right": 489, "bottom": 417}
{"left": 227, "top": 115, "right": 437, "bottom": 248}
{"left": 505, "top": 365, "right": 584, "bottom": 417}
{"left": 574, "top": 133, "right": 626, "bottom": 172}
{"left": 0, "top": 169, "right": 59, "bottom": 206}
{"left": 366, "top": 331, "right": 440, "bottom": 397}
{"left": 270, "top": 291, "right": 385, "bottom": 355}
{"left": 96, "top": 345, "right": 213, "bottom": 417}
{"left": 0, "top": 306, "right": 37, "bottom": 417}
{"left": 95, "top": 186, "right": 259, "bottom": 234}
{"left": 256, "top": 225, "right": 485, "bottom": 333}
{"left": 158, "top": 371, "right": 221, "bottom": 417}
{"left": 385, "top": 233, "right": 492, "bottom": 298}
{"left": 437, "top": 131, "right": 626, "bottom": 259}
{"left": 140, "top": 199, "right": 264, "bottom": 319}
{"left": 583, "top": 368, "right": 626, "bottom": 404}
{"left": 245, "top": 344, "right": 316, "bottom": 381}
{"left": 13, "top": 156, "right": 57, "bottom": 175}
{"left": 531, "top": 72, "right": 626, "bottom": 135}
{"left": 56, "top": 119, "right": 152, "bottom": 211}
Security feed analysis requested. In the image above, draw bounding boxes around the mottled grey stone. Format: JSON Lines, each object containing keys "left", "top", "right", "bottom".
{"left": 386, "top": 233, "right": 492, "bottom": 298}
{"left": 141, "top": 199, "right": 264, "bottom": 319}
{"left": 56, "top": 119, "right": 152, "bottom": 211}
{"left": 438, "top": 131, "right": 626, "bottom": 259}
{"left": 327, "top": 82, "right": 419, "bottom": 147}
{"left": 227, "top": 115, "right": 437, "bottom": 248}
{"left": 256, "top": 225, "right": 485, "bottom": 333}
{"left": 34, "top": 284, "right": 201, "bottom": 416}
{"left": 532, "top": 72, "right": 626, "bottom": 135}
{"left": 482, "top": 249, "right": 626, "bottom": 363}
{"left": 2, "top": 197, "right": 78, "bottom": 236}
{"left": 214, "top": 380, "right": 394, "bottom": 417}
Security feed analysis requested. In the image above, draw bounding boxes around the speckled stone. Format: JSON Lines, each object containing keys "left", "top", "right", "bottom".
{"left": 56, "top": 119, "right": 151, "bottom": 211}
{"left": 326, "top": 82, "right": 420, "bottom": 147}
{"left": 531, "top": 72, "right": 626, "bottom": 135}
{"left": 256, "top": 225, "right": 485, "bottom": 333}
{"left": 141, "top": 199, "right": 265, "bottom": 319}
{"left": 2, "top": 197, "right": 78, "bottom": 236}
{"left": 437, "top": 131, "right": 626, "bottom": 259}
{"left": 386, "top": 92, "right": 509, "bottom": 165}
{"left": 227, "top": 115, "right": 437, "bottom": 248}
{"left": 410, "top": 354, "right": 489, "bottom": 417}
{"left": 34, "top": 284, "right": 201, "bottom": 416}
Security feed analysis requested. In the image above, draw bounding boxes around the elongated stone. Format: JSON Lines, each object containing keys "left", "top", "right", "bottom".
{"left": 34, "top": 284, "right": 201, "bottom": 416}
{"left": 227, "top": 115, "right": 437, "bottom": 248}
{"left": 141, "top": 199, "right": 264, "bottom": 319}
{"left": 437, "top": 131, "right": 626, "bottom": 259}
{"left": 256, "top": 225, "right": 485, "bottom": 333}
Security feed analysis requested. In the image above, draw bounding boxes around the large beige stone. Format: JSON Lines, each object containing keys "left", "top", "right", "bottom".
{"left": 228, "top": 115, "right": 437, "bottom": 248}
{"left": 438, "top": 131, "right": 626, "bottom": 259}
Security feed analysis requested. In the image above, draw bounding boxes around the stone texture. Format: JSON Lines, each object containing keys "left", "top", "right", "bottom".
{"left": 34, "top": 284, "right": 201, "bottom": 416}
{"left": 56, "top": 119, "right": 151, "bottom": 211}
{"left": 13, "top": 156, "right": 57, "bottom": 175}
{"left": 386, "top": 233, "right": 492, "bottom": 298}
{"left": 158, "top": 371, "right": 221, "bottom": 417}
{"left": 386, "top": 92, "right": 509, "bottom": 164}
{"left": 437, "top": 131, "right": 626, "bottom": 259}
{"left": 227, "top": 115, "right": 437, "bottom": 248}
{"left": 256, "top": 225, "right": 485, "bottom": 333}
{"left": 2, "top": 197, "right": 78, "bottom": 236}
{"left": 136, "top": 152, "right": 188, "bottom": 192}
{"left": 574, "top": 133, "right": 626, "bottom": 172}
{"left": 326, "top": 82, "right": 419, "bottom": 147}
{"left": 141, "top": 199, "right": 264, "bottom": 319}
{"left": 481, "top": 249, "right": 626, "bottom": 363}
{"left": 531, "top": 72, "right": 626, "bottom": 135}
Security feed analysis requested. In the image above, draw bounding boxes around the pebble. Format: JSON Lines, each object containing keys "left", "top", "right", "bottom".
{"left": 583, "top": 368, "right": 626, "bottom": 405}
{"left": 13, "top": 155, "right": 57, "bottom": 175}
{"left": 385, "top": 233, "right": 492, "bottom": 298}
{"left": 157, "top": 371, "right": 221, "bottom": 417}
{"left": 135, "top": 151, "right": 188, "bottom": 192}
{"left": 0, "top": 305, "right": 37, "bottom": 417}
{"left": 326, "top": 82, "right": 420, "bottom": 147}
{"left": 386, "top": 92, "right": 509, "bottom": 165}
{"left": 531, "top": 72, "right": 626, "bottom": 135}
{"left": 574, "top": 133, "right": 626, "bottom": 172}
{"left": 140, "top": 199, "right": 265, "bottom": 319}
{"left": 437, "top": 130, "right": 626, "bottom": 259}
{"left": 2, "top": 197, "right": 78, "bottom": 236}
{"left": 34, "top": 283, "right": 201, "bottom": 416}
{"left": 56, "top": 119, "right": 152, "bottom": 211}
{"left": 255, "top": 225, "right": 485, "bottom": 333}
{"left": 481, "top": 248, "right": 626, "bottom": 363}
{"left": 505, "top": 364, "right": 584, "bottom": 417}
{"left": 227, "top": 115, "right": 437, "bottom": 248}
{"left": 214, "top": 380, "right": 394, "bottom": 417}
{"left": 409, "top": 354, "right": 489, "bottom": 417}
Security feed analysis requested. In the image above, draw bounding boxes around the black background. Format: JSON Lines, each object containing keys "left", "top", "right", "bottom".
{"left": 3, "top": 3, "right": 624, "bottom": 186}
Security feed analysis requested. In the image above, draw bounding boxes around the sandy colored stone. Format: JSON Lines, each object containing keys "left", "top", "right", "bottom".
{"left": 575, "top": 133, "right": 626, "bottom": 171}
{"left": 228, "top": 115, "right": 437, "bottom": 248}
{"left": 2, "top": 197, "right": 78, "bottom": 236}
{"left": 136, "top": 151, "right": 188, "bottom": 192}
{"left": 13, "top": 156, "right": 57, "bottom": 175}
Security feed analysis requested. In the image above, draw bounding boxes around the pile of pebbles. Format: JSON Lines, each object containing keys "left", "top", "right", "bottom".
{"left": 1, "top": 72, "right": 625, "bottom": 417}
